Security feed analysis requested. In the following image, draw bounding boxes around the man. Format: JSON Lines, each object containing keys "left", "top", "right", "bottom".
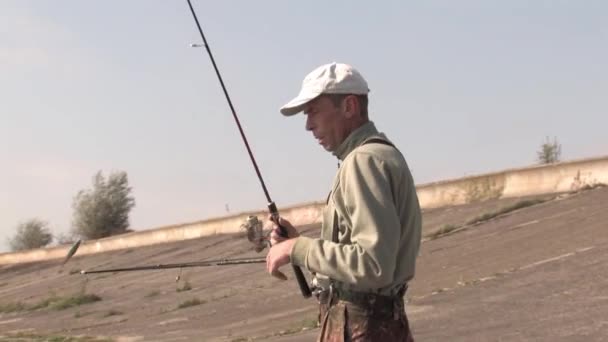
{"left": 266, "top": 62, "right": 422, "bottom": 341}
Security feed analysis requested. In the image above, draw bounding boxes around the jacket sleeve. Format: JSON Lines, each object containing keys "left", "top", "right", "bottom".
{"left": 291, "top": 151, "right": 402, "bottom": 288}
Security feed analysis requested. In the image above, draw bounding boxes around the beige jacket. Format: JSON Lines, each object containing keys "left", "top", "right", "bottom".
{"left": 291, "top": 122, "right": 422, "bottom": 295}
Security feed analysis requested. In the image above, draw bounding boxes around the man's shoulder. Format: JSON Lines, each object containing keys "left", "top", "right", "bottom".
{"left": 340, "top": 142, "right": 405, "bottom": 174}
{"left": 362, "top": 137, "right": 395, "bottom": 148}
{"left": 354, "top": 137, "right": 403, "bottom": 160}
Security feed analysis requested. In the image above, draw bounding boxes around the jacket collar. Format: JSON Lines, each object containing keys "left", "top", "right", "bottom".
{"left": 333, "top": 121, "right": 379, "bottom": 161}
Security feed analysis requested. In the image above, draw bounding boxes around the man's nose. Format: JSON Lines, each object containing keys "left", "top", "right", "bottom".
{"left": 305, "top": 115, "right": 313, "bottom": 131}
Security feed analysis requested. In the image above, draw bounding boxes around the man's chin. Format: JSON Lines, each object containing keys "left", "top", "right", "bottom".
{"left": 320, "top": 143, "right": 334, "bottom": 152}
{"left": 315, "top": 138, "right": 333, "bottom": 152}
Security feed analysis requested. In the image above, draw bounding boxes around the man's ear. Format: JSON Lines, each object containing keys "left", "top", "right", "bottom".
{"left": 342, "top": 95, "right": 359, "bottom": 119}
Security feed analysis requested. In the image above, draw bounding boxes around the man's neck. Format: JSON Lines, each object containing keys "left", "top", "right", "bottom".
{"left": 332, "top": 121, "right": 378, "bottom": 160}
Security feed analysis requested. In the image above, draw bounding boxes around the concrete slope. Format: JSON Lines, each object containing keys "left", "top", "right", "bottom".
{"left": 0, "top": 187, "right": 606, "bottom": 341}
{"left": 410, "top": 185, "right": 608, "bottom": 341}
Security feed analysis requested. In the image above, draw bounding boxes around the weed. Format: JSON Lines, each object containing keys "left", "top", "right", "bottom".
{"left": 0, "top": 301, "right": 26, "bottom": 313}
{"left": 27, "top": 293, "right": 102, "bottom": 311}
{"left": 426, "top": 197, "right": 550, "bottom": 241}
{"left": 30, "top": 296, "right": 62, "bottom": 310}
{"left": 577, "top": 183, "right": 607, "bottom": 192}
{"left": 428, "top": 224, "right": 459, "bottom": 240}
{"left": 52, "top": 294, "right": 101, "bottom": 310}
{"left": 73, "top": 311, "right": 96, "bottom": 318}
{"left": 177, "top": 298, "right": 206, "bottom": 309}
{"left": 176, "top": 281, "right": 192, "bottom": 292}
{"left": 144, "top": 290, "right": 160, "bottom": 298}
{"left": 103, "top": 309, "right": 123, "bottom": 317}
{"left": 466, "top": 211, "right": 497, "bottom": 225}
{"left": 1, "top": 332, "right": 113, "bottom": 341}
{"left": 466, "top": 198, "right": 548, "bottom": 225}
{"left": 214, "top": 289, "right": 236, "bottom": 300}
{"left": 504, "top": 198, "right": 547, "bottom": 211}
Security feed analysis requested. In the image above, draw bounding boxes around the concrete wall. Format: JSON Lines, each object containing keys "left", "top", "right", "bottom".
{"left": 2, "top": 155, "right": 607, "bottom": 265}
{"left": 0, "top": 203, "right": 326, "bottom": 265}
{"left": 416, "top": 156, "right": 608, "bottom": 208}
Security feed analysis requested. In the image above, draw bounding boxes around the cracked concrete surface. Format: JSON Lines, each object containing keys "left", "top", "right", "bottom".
{"left": 1, "top": 187, "right": 606, "bottom": 341}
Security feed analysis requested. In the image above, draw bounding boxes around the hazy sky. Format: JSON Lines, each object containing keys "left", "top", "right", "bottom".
{"left": 1, "top": 1, "right": 606, "bottom": 252}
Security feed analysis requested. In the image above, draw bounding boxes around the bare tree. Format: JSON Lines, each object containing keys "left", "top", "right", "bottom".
{"left": 72, "top": 170, "right": 136, "bottom": 240}
{"left": 537, "top": 136, "right": 562, "bottom": 164}
{"left": 8, "top": 219, "right": 53, "bottom": 251}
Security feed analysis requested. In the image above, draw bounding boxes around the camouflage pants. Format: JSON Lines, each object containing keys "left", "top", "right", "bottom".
{"left": 317, "top": 300, "right": 414, "bottom": 342}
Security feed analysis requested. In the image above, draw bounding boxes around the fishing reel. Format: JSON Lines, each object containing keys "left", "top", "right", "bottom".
{"left": 241, "top": 215, "right": 288, "bottom": 281}
{"left": 241, "top": 215, "right": 269, "bottom": 253}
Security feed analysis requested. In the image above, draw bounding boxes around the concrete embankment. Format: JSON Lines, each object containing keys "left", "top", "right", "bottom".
{"left": 416, "top": 155, "right": 608, "bottom": 208}
{"left": 2, "top": 155, "right": 606, "bottom": 265}
{"left": 0, "top": 201, "right": 325, "bottom": 265}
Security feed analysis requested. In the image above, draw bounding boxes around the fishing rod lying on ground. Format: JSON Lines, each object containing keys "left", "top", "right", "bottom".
{"left": 79, "top": 256, "right": 268, "bottom": 275}
{"left": 71, "top": 217, "right": 289, "bottom": 280}
{"left": 185, "top": 0, "right": 311, "bottom": 298}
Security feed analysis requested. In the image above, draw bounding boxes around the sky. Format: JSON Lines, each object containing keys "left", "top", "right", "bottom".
{"left": 1, "top": 1, "right": 607, "bottom": 252}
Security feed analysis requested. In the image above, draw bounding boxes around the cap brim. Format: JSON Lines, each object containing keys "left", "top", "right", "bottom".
{"left": 280, "top": 91, "right": 321, "bottom": 116}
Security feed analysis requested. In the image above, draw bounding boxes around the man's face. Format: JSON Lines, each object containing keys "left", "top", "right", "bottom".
{"left": 303, "top": 95, "right": 350, "bottom": 152}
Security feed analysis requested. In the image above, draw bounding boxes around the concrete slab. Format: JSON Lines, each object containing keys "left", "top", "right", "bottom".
{"left": 0, "top": 187, "right": 606, "bottom": 341}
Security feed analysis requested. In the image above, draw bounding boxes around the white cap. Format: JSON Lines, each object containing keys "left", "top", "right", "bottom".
{"left": 280, "top": 62, "right": 369, "bottom": 116}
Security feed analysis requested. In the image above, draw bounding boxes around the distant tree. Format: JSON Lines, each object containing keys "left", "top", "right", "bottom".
{"left": 537, "top": 136, "right": 562, "bottom": 164}
{"left": 8, "top": 219, "right": 53, "bottom": 251}
{"left": 55, "top": 232, "right": 77, "bottom": 245}
{"left": 72, "top": 170, "right": 136, "bottom": 240}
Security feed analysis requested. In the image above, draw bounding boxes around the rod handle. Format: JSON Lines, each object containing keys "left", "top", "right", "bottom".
{"left": 268, "top": 202, "right": 312, "bottom": 298}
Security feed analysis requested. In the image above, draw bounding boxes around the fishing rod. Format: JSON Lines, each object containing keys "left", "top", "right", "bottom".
{"left": 79, "top": 256, "right": 269, "bottom": 275}
{"left": 64, "top": 218, "right": 288, "bottom": 281}
{"left": 185, "top": 0, "right": 311, "bottom": 298}
{"left": 61, "top": 226, "right": 283, "bottom": 279}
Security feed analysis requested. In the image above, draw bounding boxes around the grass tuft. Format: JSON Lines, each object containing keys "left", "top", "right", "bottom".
{"left": 428, "top": 224, "right": 459, "bottom": 240}
{"left": 176, "top": 281, "right": 192, "bottom": 292}
{"left": 177, "top": 297, "right": 205, "bottom": 309}
{"left": 465, "top": 198, "right": 547, "bottom": 226}
{"left": 576, "top": 183, "right": 607, "bottom": 192}
{"left": 426, "top": 198, "right": 550, "bottom": 241}
{"left": 144, "top": 290, "right": 160, "bottom": 298}
{"left": 20, "top": 293, "right": 103, "bottom": 312}
{"left": 0, "top": 301, "right": 27, "bottom": 313}
{"left": 49, "top": 294, "right": 102, "bottom": 310}
{"left": 1, "top": 332, "right": 113, "bottom": 341}
{"left": 103, "top": 309, "right": 123, "bottom": 317}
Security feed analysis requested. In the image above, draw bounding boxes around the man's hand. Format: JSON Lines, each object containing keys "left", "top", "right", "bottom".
{"left": 268, "top": 216, "right": 299, "bottom": 245}
{"left": 266, "top": 238, "right": 297, "bottom": 277}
